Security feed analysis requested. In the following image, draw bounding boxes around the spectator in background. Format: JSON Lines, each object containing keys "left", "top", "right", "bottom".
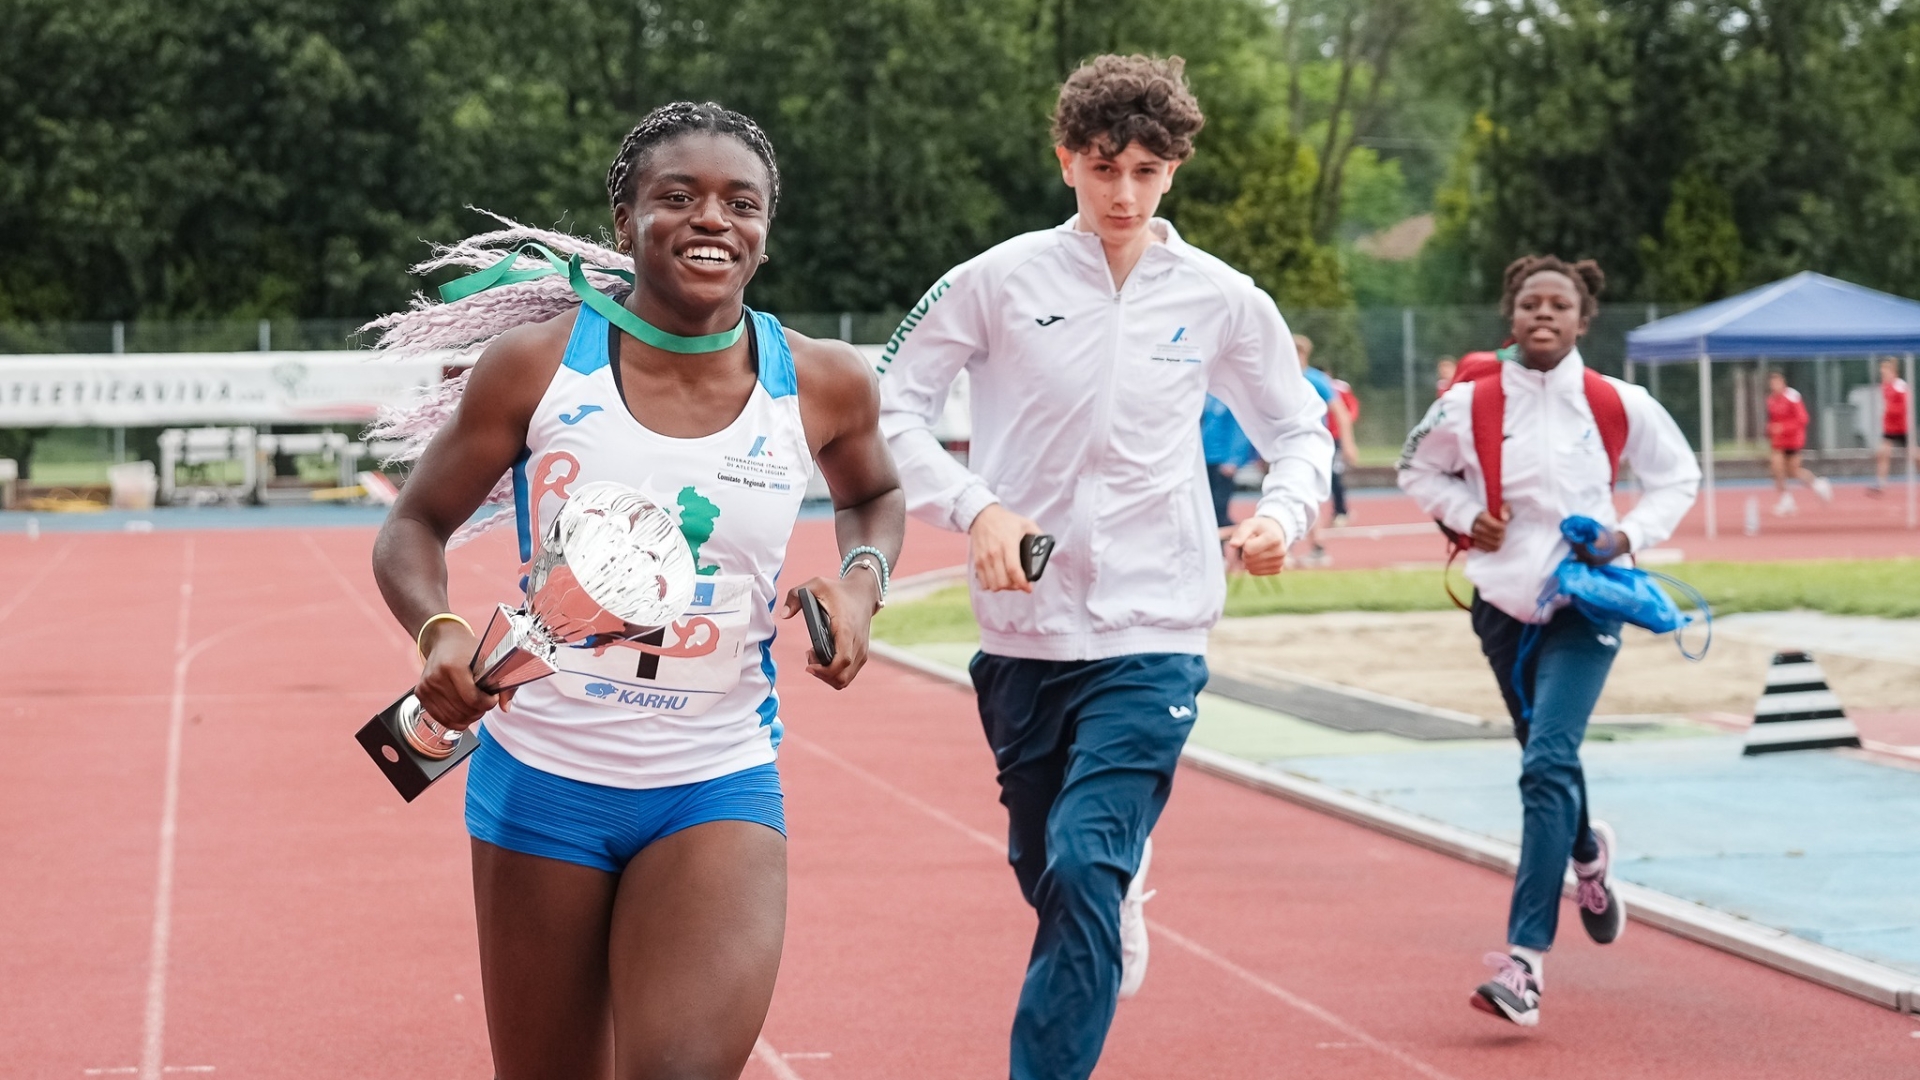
{"left": 1202, "top": 394, "right": 1257, "bottom": 532}
{"left": 1764, "top": 370, "right": 1832, "bottom": 515}
{"left": 1295, "top": 334, "right": 1359, "bottom": 564}
{"left": 1435, "top": 356, "right": 1458, "bottom": 397}
{"left": 1872, "top": 356, "right": 1916, "bottom": 495}
{"left": 1329, "top": 373, "right": 1362, "bottom": 526}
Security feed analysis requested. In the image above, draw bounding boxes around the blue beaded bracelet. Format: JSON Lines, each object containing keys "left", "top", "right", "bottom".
{"left": 840, "top": 545, "right": 891, "bottom": 602}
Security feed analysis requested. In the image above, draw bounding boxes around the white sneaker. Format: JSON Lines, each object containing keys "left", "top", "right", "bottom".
{"left": 1812, "top": 476, "right": 1834, "bottom": 502}
{"left": 1774, "top": 493, "right": 1798, "bottom": 516}
{"left": 1118, "top": 838, "right": 1155, "bottom": 1000}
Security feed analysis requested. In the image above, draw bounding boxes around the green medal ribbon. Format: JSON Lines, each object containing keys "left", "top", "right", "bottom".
{"left": 437, "top": 242, "right": 747, "bottom": 354}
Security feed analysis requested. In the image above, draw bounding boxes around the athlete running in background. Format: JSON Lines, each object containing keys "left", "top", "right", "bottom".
{"left": 1330, "top": 372, "right": 1362, "bottom": 526}
{"left": 1765, "top": 370, "right": 1832, "bottom": 515}
{"left": 1296, "top": 334, "right": 1358, "bottom": 563}
{"left": 370, "top": 102, "right": 904, "bottom": 1080}
{"left": 877, "top": 55, "right": 1331, "bottom": 1080}
{"left": 1399, "top": 256, "right": 1700, "bottom": 1026}
{"left": 1435, "top": 355, "right": 1458, "bottom": 397}
{"left": 1202, "top": 394, "right": 1258, "bottom": 533}
{"left": 1871, "top": 356, "right": 1917, "bottom": 494}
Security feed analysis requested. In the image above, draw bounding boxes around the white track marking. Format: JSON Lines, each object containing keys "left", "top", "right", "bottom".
{"left": 789, "top": 733, "right": 1462, "bottom": 1080}
{"left": 139, "top": 539, "right": 195, "bottom": 1080}
{"left": 1146, "top": 922, "right": 1461, "bottom": 1080}
{"left": 300, "top": 533, "right": 414, "bottom": 655}
{"left": 0, "top": 538, "right": 73, "bottom": 627}
{"left": 134, "top": 535, "right": 340, "bottom": 1080}
{"left": 787, "top": 737, "right": 1005, "bottom": 853}
{"left": 752, "top": 1037, "right": 805, "bottom": 1080}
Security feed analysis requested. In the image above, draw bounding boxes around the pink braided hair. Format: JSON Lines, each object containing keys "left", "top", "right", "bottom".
{"left": 361, "top": 211, "right": 627, "bottom": 545}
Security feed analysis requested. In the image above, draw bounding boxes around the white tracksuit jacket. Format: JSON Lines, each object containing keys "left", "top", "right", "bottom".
{"left": 1397, "top": 349, "right": 1702, "bottom": 623}
{"left": 877, "top": 217, "right": 1333, "bottom": 661}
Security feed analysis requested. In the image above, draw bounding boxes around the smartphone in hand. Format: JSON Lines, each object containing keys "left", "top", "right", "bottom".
{"left": 797, "top": 587, "right": 835, "bottom": 665}
{"left": 1019, "top": 533, "right": 1056, "bottom": 583}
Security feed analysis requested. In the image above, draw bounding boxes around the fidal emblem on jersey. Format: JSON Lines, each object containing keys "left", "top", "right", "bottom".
{"left": 717, "top": 433, "right": 797, "bottom": 493}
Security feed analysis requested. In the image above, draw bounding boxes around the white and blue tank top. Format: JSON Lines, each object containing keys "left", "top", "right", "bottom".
{"left": 481, "top": 303, "right": 811, "bottom": 789}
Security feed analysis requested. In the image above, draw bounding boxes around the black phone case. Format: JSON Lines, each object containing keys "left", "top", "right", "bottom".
{"left": 1020, "top": 533, "right": 1056, "bottom": 582}
{"left": 799, "top": 587, "right": 835, "bottom": 664}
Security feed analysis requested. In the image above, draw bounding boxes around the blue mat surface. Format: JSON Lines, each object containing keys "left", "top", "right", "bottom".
{"left": 1278, "top": 737, "right": 1920, "bottom": 977}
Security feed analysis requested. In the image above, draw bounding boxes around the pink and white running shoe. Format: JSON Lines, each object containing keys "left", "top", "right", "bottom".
{"left": 1470, "top": 952, "right": 1541, "bottom": 1026}
{"left": 1576, "top": 820, "right": 1626, "bottom": 945}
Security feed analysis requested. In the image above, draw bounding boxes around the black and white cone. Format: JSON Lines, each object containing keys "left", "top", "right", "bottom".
{"left": 1743, "top": 651, "right": 1862, "bottom": 755}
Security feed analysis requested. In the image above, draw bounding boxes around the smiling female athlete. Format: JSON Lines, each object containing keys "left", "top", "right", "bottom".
{"left": 1399, "top": 256, "right": 1699, "bottom": 1026}
{"left": 370, "top": 102, "right": 904, "bottom": 1079}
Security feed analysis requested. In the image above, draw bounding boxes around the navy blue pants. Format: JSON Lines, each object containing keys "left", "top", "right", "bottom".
{"left": 1473, "top": 596, "right": 1620, "bottom": 950}
{"left": 970, "top": 652, "right": 1206, "bottom": 1080}
{"left": 1206, "top": 466, "right": 1237, "bottom": 528}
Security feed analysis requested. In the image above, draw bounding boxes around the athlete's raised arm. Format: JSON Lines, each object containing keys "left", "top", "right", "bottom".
{"left": 371, "top": 320, "right": 566, "bottom": 729}
{"left": 789, "top": 334, "right": 906, "bottom": 689}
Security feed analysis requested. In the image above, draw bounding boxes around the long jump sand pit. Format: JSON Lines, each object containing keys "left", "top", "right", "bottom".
{"left": 1207, "top": 611, "right": 1920, "bottom": 724}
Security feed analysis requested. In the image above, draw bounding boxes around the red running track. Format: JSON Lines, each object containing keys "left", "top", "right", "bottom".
{"left": 0, "top": 521, "right": 1914, "bottom": 1079}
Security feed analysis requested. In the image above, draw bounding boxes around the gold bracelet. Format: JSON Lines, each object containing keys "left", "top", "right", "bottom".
{"left": 415, "top": 612, "right": 473, "bottom": 663}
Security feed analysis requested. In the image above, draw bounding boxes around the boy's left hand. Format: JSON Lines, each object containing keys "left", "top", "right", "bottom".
{"left": 1227, "top": 515, "right": 1290, "bottom": 576}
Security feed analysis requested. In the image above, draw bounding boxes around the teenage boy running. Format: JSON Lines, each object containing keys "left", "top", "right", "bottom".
{"left": 877, "top": 54, "right": 1332, "bottom": 1080}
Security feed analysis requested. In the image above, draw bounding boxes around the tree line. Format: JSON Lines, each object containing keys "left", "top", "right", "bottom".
{"left": 4, "top": 1, "right": 1919, "bottom": 329}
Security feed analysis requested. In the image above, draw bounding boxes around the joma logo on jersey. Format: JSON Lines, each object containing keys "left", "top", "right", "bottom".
{"left": 559, "top": 404, "right": 603, "bottom": 425}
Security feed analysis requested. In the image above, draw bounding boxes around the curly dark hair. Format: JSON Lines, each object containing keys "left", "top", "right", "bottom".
{"left": 605, "top": 101, "right": 781, "bottom": 217}
{"left": 1500, "top": 255, "right": 1605, "bottom": 318}
{"left": 1051, "top": 54, "right": 1205, "bottom": 161}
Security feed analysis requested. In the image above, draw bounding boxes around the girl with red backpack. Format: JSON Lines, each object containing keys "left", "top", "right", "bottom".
{"left": 1397, "top": 256, "right": 1701, "bottom": 1026}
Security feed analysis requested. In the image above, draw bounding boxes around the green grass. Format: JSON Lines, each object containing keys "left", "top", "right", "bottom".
{"left": 873, "top": 558, "right": 1920, "bottom": 645}
{"left": 1225, "top": 559, "right": 1920, "bottom": 618}
{"left": 871, "top": 585, "right": 982, "bottom": 645}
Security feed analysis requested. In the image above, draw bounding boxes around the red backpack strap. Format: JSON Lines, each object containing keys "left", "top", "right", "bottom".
{"left": 1582, "top": 369, "right": 1628, "bottom": 483}
{"left": 1470, "top": 369, "right": 1506, "bottom": 517}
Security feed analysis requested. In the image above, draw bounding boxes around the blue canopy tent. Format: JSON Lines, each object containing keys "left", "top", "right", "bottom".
{"left": 1626, "top": 272, "right": 1920, "bottom": 537}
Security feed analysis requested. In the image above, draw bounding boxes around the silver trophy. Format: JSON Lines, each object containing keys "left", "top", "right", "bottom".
{"left": 357, "top": 481, "right": 697, "bottom": 800}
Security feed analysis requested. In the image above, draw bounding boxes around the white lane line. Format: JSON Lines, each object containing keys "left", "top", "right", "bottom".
{"left": 752, "top": 1037, "right": 805, "bottom": 1080}
{"left": 788, "top": 733, "right": 1461, "bottom": 1080}
{"left": 1146, "top": 922, "right": 1460, "bottom": 1080}
{"left": 139, "top": 538, "right": 195, "bottom": 1080}
{"left": 300, "top": 533, "right": 414, "bottom": 655}
{"left": 0, "top": 537, "right": 74, "bottom": 626}
{"left": 787, "top": 737, "right": 1004, "bottom": 853}
{"left": 133, "top": 538, "right": 342, "bottom": 1080}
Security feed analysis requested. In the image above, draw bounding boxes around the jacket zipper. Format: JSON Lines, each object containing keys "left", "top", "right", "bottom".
{"left": 1069, "top": 277, "right": 1127, "bottom": 640}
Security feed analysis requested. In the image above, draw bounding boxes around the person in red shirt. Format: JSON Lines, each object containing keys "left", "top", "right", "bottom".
{"left": 1765, "top": 370, "right": 1832, "bottom": 515}
{"left": 1872, "top": 356, "right": 1918, "bottom": 494}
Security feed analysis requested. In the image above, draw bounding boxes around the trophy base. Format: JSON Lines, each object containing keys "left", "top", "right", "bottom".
{"left": 356, "top": 692, "right": 481, "bottom": 802}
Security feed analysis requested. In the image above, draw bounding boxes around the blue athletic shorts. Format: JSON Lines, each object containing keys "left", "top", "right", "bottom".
{"left": 464, "top": 727, "right": 785, "bottom": 873}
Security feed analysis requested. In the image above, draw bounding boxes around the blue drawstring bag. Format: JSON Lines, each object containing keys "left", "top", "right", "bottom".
{"left": 1553, "top": 516, "right": 1693, "bottom": 634}
{"left": 1512, "top": 516, "right": 1711, "bottom": 721}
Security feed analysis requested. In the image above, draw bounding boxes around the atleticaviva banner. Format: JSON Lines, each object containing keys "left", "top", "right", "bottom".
{"left": 0, "top": 352, "right": 452, "bottom": 427}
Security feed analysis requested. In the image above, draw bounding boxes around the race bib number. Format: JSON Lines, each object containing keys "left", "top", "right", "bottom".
{"left": 546, "top": 575, "right": 754, "bottom": 716}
